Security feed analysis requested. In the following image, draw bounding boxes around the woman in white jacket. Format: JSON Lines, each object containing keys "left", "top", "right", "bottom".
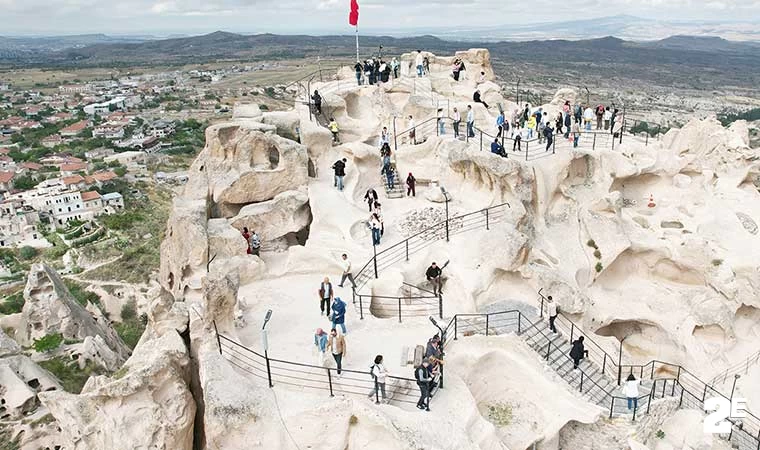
{"left": 369, "top": 354, "right": 388, "bottom": 402}
{"left": 623, "top": 373, "right": 640, "bottom": 410}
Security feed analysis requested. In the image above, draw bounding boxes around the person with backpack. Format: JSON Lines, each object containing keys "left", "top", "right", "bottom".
{"left": 595, "top": 104, "right": 605, "bottom": 130}
{"left": 564, "top": 113, "right": 572, "bottom": 139}
{"left": 332, "top": 158, "right": 346, "bottom": 191}
{"left": 574, "top": 103, "right": 583, "bottom": 125}
{"left": 241, "top": 227, "right": 252, "bottom": 255}
{"left": 544, "top": 122, "right": 554, "bottom": 152}
{"left": 623, "top": 373, "right": 640, "bottom": 410}
{"left": 249, "top": 230, "right": 261, "bottom": 256}
{"left": 311, "top": 90, "right": 322, "bottom": 115}
{"left": 327, "top": 328, "right": 346, "bottom": 375}
{"left": 406, "top": 172, "right": 416, "bottom": 197}
{"left": 368, "top": 354, "right": 388, "bottom": 402}
{"left": 364, "top": 188, "right": 378, "bottom": 212}
{"left": 318, "top": 277, "right": 334, "bottom": 317}
{"left": 546, "top": 295, "right": 558, "bottom": 333}
{"left": 314, "top": 328, "right": 328, "bottom": 365}
{"left": 354, "top": 61, "right": 363, "bottom": 86}
{"left": 415, "top": 358, "right": 433, "bottom": 411}
{"left": 570, "top": 336, "right": 588, "bottom": 369}
{"left": 330, "top": 296, "right": 347, "bottom": 334}
{"left": 339, "top": 253, "right": 357, "bottom": 288}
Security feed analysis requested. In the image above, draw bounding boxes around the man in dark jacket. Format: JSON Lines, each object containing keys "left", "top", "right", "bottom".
{"left": 490, "top": 138, "right": 505, "bottom": 157}
{"left": 311, "top": 90, "right": 322, "bottom": 115}
{"left": 426, "top": 262, "right": 442, "bottom": 295}
{"left": 543, "top": 123, "right": 554, "bottom": 152}
{"left": 364, "top": 188, "right": 378, "bottom": 212}
{"left": 570, "top": 336, "right": 588, "bottom": 369}
{"left": 415, "top": 358, "right": 433, "bottom": 411}
{"left": 354, "top": 62, "right": 363, "bottom": 85}
{"left": 332, "top": 158, "right": 347, "bottom": 191}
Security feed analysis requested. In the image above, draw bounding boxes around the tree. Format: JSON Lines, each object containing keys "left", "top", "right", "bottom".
{"left": 19, "top": 246, "right": 38, "bottom": 260}
{"left": 12, "top": 175, "right": 37, "bottom": 191}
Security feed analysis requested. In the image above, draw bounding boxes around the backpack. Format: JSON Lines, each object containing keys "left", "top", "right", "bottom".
{"left": 369, "top": 364, "right": 376, "bottom": 379}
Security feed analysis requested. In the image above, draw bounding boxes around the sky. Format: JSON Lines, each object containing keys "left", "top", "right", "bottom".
{"left": 1, "top": 0, "right": 760, "bottom": 36}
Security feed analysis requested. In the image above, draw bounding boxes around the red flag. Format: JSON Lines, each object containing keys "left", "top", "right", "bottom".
{"left": 349, "top": 0, "right": 359, "bottom": 26}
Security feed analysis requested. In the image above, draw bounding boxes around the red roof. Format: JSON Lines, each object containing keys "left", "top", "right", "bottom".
{"left": 91, "top": 171, "right": 117, "bottom": 182}
{"left": 0, "top": 171, "right": 15, "bottom": 183}
{"left": 81, "top": 191, "right": 101, "bottom": 201}
{"left": 62, "top": 174, "right": 85, "bottom": 185}
{"left": 60, "top": 120, "right": 90, "bottom": 134}
{"left": 60, "top": 162, "right": 87, "bottom": 172}
{"left": 22, "top": 162, "right": 42, "bottom": 171}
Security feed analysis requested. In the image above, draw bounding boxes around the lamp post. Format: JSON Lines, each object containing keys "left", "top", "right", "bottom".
{"left": 440, "top": 186, "right": 451, "bottom": 242}
{"left": 262, "top": 309, "right": 273, "bottom": 387}
{"left": 730, "top": 374, "right": 741, "bottom": 403}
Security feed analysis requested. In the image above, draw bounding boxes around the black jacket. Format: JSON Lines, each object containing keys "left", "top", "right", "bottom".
{"left": 332, "top": 160, "right": 346, "bottom": 176}
{"left": 570, "top": 339, "right": 585, "bottom": 359}
{"left": 364, "top": 189, "right": 378, "bottom": 202}
{"left": 426, "top": 266, "right": 441, "bottom": 280}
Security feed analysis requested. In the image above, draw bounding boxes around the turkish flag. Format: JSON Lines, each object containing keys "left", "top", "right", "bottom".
{"left": 349, "top": 0, "right": 359, "bottom": 26}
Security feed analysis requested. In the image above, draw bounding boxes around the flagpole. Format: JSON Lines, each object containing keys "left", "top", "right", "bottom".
{"left": 355, "top": 25, "right": 359, "bottom": 62}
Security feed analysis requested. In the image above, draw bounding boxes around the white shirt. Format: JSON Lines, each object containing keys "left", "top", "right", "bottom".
{"left": 623, "top": 380, "right": 640, "bottom": 397}
{"left": 603, "top": 110, "right": 612, "bottom": 120}
{"left": 548, "top": 302, "right": 558, "bottom": 316}
{"left": 453, "top": 111, "right": 461, "bottom": 122}
{"left": 342, "top": 259, "right": 351, "bottom": 273}
{"left": 372, "top": 363, "right": 387, "bottom": 383}
{"left": 583, "top": 108, "right": 594, "bottom": 120}
{"left": 467, "top": 110, "right": 474, "bottom": 123}
{"left": 415, "top": 53, "right": 424, "bottom": 66}
{"left": 379, "top": 133, "right": 389, "bottom": 147}
{"left": 408, "top": 119, "right": 415, "bottom": 129}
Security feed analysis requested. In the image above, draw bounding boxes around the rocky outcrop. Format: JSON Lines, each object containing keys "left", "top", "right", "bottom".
{"left": 229, "top": 188, "right": 312, "bottom": 248}
{"left": 17, "top": 264, "right": 129, "bottom": 362}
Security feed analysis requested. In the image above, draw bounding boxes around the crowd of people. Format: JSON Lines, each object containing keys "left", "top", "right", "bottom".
{"left": 355, "top": 57, "right": 401, "bottom": 86}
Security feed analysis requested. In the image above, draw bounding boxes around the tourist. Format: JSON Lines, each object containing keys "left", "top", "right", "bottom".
{"left": 569, "top": 336, "right": 588, "bottom": 369}
{"left": 425, "top": 334, "right": 442, "bottom": 361}
{"left": 415, "top": 358, "right": 433, "bottom": 411}
{"left": 369, "top": 355, "right": 388, "bottom": 402}
{"left": 426, "top": 262, "right": 443, "bottom": 295}
{"left": 408, "top": 115, "right": 416, "bottom": 145}
{"left": 554, "top": 112, "right": 563, "bottom": 136}
{"left": 572, "top": 120, "right": 581, "bottom": 148}
{"left": 312, "top": 90, "right": 322, "bottom": 115}
{"left": 521, "top": 104, "right": 530, "bottom": 128}
{"left": 379, "top": 60, "right": 390, "bottom": 84}
{"left": 496, "top": 111, "right": 505, "bottom": 138}
{"left": 466, "top": 105, "right": 475, "bottom": 138}
{"left": 330, "top": 296, "right": 347, "bottom": 335}
{"left": 546, "top": 295, "right": 558, "bottom": 333}
{"left": 329, "top": 118, "right": 340, "bottom": 144}
{"left": 339, "top": 253, "right": 357, "bottom": 288}
{"left": 583, "top": 106, "right": 594, "bottom": 131}
{"left": 452, "top": 59, "right": 462, "bottom": 81}
{"left": 249, "top": 230, "right": 261, "bottom": 256}
{"left": 564, "top": 113, "right": 571, "bottom": 139}
{"left": 623, "top": 373, "right": 640, "bottom": 410}
{"left": 574, "top": 103, "right": 583, "bottom": 125}
{"left": 241, "top": 227, "right": 252, "bottom": 255}
{"left": 473, "top": 89, "right": 489, "bottom": 109}
{"left": 527, "top": 114, "right": 537, "bottom": 139}
{"left": 452, "top": 107, "right": 461, "bottom": 138}
{"left": 331, "top": 158, "right": 347, "bottom": 191}
{"left": 364, "top": 188, "right": 378, "bottom": 212}
{"left": 327, "top": 328, "right": 346, "bottom": 375}
{"left": 380, "top": 142, "right": 392, "bottom": 160}
{"left": 423, "top": 56, "right": 430, "bottom": 75}
{"left": 314, "top": 328, "right": 328, "bottom": 364}
{"left": 370, "top": 213, "right": 382, "bottom": 246}
{"left": 610, "top": 109, "right": 619, "bottom": 135}
{"left": 391, "top": 57, "right": 400, "bottom": 78}
{"left": 381, "top": 158, "right": 395, "bottom": 189}
{"left": 595, "top": 104, "right": 605, "bottom": 130}
{"left": 604, "top": 107, "right": 612, "bottom": 130}
{"left": 563, "top": 100, "right": 571, "bottom": 118}
{"left": 490, "top": 138, "right": 505, "bottom": 157}
{"left": 318, "top": 277, "right": 334, "bottom": 317}
{"left": 364, "top": 60, "right": 373, "bottom": 85}
{"left": 544, "top": 122, "right": 554, "bottom": 152}
{"left": 379, "top": 127, "right": 390, "bottom": 148}
{"left": 512, "top": 132, "right": 522, "bottom": 152}
{"left": 354, "top": 61, "right": 363, "bottom": 85}
{"left": 415, "top": 50, "right": 424, "bottom": 77}
{"left": 373, "top": 58, "right": 381, "bottom": 85}
{"left": 406, "top": 172, "right": 416, "bottom": 197}
{"left": 478, "top": 71, "right": 486, "bottom": 83}
{"left": 437, "top": 108, "right": 445, "bottom": 135}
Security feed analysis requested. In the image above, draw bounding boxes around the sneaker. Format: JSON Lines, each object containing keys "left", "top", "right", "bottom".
{"left": 416, "top": 404, "right": 424, "bottom": 410}
{"left": 338, "top": 285, "right": 343, "bottom": 288}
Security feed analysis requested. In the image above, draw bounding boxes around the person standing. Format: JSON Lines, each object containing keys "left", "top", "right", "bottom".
{"left": 415, "top": 358, "right": 433, "bottom": 411}
{"left": 512, "top": 131, "right": 522, "bottom": 152}
{"left": 354, "top": 61, "right": 363, "bottom": 85}
{"left": 379, "top": 127, "right": 390, "bottom": 148}
{"left": 373, "top": 202, "right": 384, "bottom": 236}
{"left": 422, "top": 56, "right": 430, "bottom": 75}
{"left": 426, "top": 262, "right": 442, "bottom": 295}
{"left": 466, "top": 105, "right": 475, "bottom": 138}
{"left": 331, "top": 296, "right": 347, "bottom": 335}
{"left": 370, "top": 213, "right": 382, "bottom": 246}
{"left": 314, "top": 328, "right": 328, "bottom": 365}
{"left": 415, "top": 50, "right": 424, "bottom": 77}
{"left": 572, "top": 120, "right": 581, "bottom": 148}
{"left": 364, "top": 188, "right": 378, "bottom": 212}
{"left": 329, "top": 118, "right": 340, "bottom": 144}
{"left": 595, "top": 104, "right": 605, "bottom": 130}
{"left": 318, "top": 277, "right": 334, "bottom": 317}
{"left": 583, "top": 106, "right": 594, "bottom": 131}
{"left": 452, "top": 107, "right": 461, "bottom": 138}
{"left": 312, "top": 90, "right": 322, "bottom": 115}
{"left": 452, "top": 59, "right": 462, "bottom": 81}
{"left": 249, "top": 230, "right": 261, "bottom": 256}
{"left": 327, "top": 328, "right": 346, "bottom": 375}
{"left": 564, "top": 113, "right": 572, "bottom": 139}
{"left": 544, "top": 123, "right": 554, "bottom": 152}
{"left": 610, "top": 109, "right": 618, "bottom": 135}
{"left": 407, "top": 115, "right": 416, "bottom": 145}
{"left": 339, "top": 253, "right": 357, "bottom": 288}
{"left": 623, "top": 373, "right": 640, "bottom": 410}
{"left": 391, "top": 57, "right": 400, "bottom": 78}
{"left": 570, "top": 336, "right": 587, "bottom": 369}
{"left": 364, "top": 60, "right": 373, "bottom": 85}
{"left": 554, "top": 112, "right": 563, "bottom": 136}
{"left": 527, "top": 114, "right": 537, "bottom": 139}
{"left": 546, "top": 295, "right": 558, "bottom": 333}
{"left": 369, "top": 355, "right": 388, "bottom": 402}
{"left": 406, "top": 172, "right": 416, "bottom": 197}
{"left": 496, "top": 111, "right": 505, "bottom": 138}
{"left": 603, "top": 107, "right": 612, "bottom": 131}
{"left": 437, "top": 108, "right": 445, "bottom": 135}
{"left": 332, "top": 158, "right": 347, "bottom": 191}
{"left": 241, "top": 227, "right": 252, "bottom": 255}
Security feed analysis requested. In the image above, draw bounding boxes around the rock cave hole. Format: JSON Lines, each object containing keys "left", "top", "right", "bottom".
{"left": 27, "top": 378, "right": 40, "bottom": 389}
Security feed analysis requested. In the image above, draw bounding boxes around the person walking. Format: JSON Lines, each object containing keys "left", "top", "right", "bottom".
{"left": 331, "top": 296, "right": 347, "bottom": 334}
{"left": 555, "top": 112, "right": 563, "bottom": 136}
{"left": 329, "top": 118, "right": 340, "bottom": 144}
{"left": 327, "top": 328, "right": 346, "bottom": 375}
{"left": 415, "top": 50, "right": 424, "bottom": 77}
{"left": 241, "top": 227, "right": 252, "bottom": 255}
{"left": 570, "top": 336, "right": 588, "bottom": 369}
{"left": 572, "top": 120, "right": 581, "bottom": 148}
{"left": 544, "top": 123, "right": 554, "bottom": 152}
{"left": 496, "top": 111, "right": 505, "bottom": 138}
{"left": 364, "top": 188, "right": 378, "bottom": 212}
{"left": 574, "top": 103, "right": 583, "bottom": 126}
{"left": 318, "top": 277, "right": 334, "bottom": 317}
{"left": 406, "top": 172, "right": 416, "bottom": 197}
{"left": 595, "top": 104, "right": 605, "bottom": 130}
{"left": 249, "top": 230, "right": 261, "bottom": 256}
{"left": 381, "top": 158, "right": 395, "bottom": 189}
{"left": 452, "top": 107, "right": 461, "bottom": 138}
{"left": 546, "top": 295, "right": 558, "bottom": 333}
{"left": 339, "top": 253, "right": 357, "bottom": 288}
{"left": 332, "top": 158, "right": 346, "bottom": 191}
{"left": 372, "top": 202, "right": 384, "bottom": 236}
{"left": 564, "top": 113, "right": 572, "bottom": 139}
{"left": 354, "top": 61, "right": 363, "bottom": 85}
{"left": 415, "top": 358, "right": 433, "bottom": 411}
{"left": 527, "top": 114, "right": 537, "bottom": 139}
{"left": 512, "top": 131, "right": 522, "bottom": 152}
{"left": 466, "top": 105, "right": 475, "bottom": 138}
{"left": 370, "top": 213, "right": 382, "bottom": 246}
{"left": 312, "top": 90, "right": 322, "bottom": 115}
{"left": 437, "top": 108, "right": 445, "bottom": 135}
{"left": 369, "top": 355, "right": 388, "bottom": 402}
{"left": 379, "top": 127, "right": 390, "bottom": 148}
{"left": 623, "top": 373, "right": 640, "bottom": 410}
{"left": 407, "top": 115, "right": 416, "bottom": 145}
{"left": 314, "top": 328, "right": 328, "bottom": 365}
{"left": 610, "top": 109, "right": 618, "bottom": 135}
{"left": 426, "top": 262, "right": 443, "bottom": 295}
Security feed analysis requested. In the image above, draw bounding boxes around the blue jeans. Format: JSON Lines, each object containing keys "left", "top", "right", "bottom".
{"left": 356, "top": 72, "right": 362, "bottom": 85}
{"left": 573, "top": 135, "right": 580, "bottom": 147}
{"left": 417, "top": 65, "right": 423, "bottom": 77}
{"left": 438, "top": 121, "right": 445, "bottom": 135}
{"left": 372, "top": 228, "right": 381, "bottom": 245}
{"left": 585, "top": 121, "right": 592, "bottom": 131}
{"left": 385, "top": 172, "right": 394, "bottom": 188}
{"left": 467, "top": 121, "right": 474, "bottom": 138}
{"left": 334, "top": 175, "right": 344, "bottom": 191}
{"left": 332, "top": 321, "right": 346, "bottom": 335}
{"left": 627, "top": 397, "right": 638, "bottom": 410}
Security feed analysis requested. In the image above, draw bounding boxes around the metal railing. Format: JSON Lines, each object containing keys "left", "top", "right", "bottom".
{"left": 214, "top": 322, "right": 421, "bottom": 405}
{"left": 709, "top": 349, "right": 760, "bottom": 387}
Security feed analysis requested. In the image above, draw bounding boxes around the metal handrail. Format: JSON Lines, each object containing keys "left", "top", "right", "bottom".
{"left": 708, "top": 349, "right": 760, "bottom": 387}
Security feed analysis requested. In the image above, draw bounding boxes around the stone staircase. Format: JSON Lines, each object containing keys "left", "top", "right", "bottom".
{"left": 382, "top": 168, "right": 405, "bottom": 199}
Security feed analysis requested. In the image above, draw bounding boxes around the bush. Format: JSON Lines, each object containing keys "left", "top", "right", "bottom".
{"left": 32, "top": 333, "right": 63, "bottom": 352}
{"left": 595, "top": 262, "right": 603, "bottom": 273}
{"left": 656, "top": 429, "right": 666, "bottom": 439}
{"left": 114, "top": 316, "right": 146, "bottom": 350}
{"left": 63, "top": 280, "right": 101, "bottom": 307}
{"left": 586, "top": 239, "right": 597, "bottom": 249}
{"left": 0, "top": 292, "right": 25, "bottom": 315}
{"left": 121, "top": 301, "right": 137, "bottom": 321}
{"left": 37, "top": 356, "right": 104, "bottom": 393}
{"left": 19, "top": 246, "right": 38, "bottom": 260}
{"left": 485, "top": 402, "right": 513, "bottom": 427}
{"left": 593, "top": 250, "right": 602, "bottom": 259}
{"left": 101, "top": 211, "right": 143, "bottom": 230}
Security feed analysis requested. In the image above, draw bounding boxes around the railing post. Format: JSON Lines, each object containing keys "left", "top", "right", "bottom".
{"left": 525, "top": 140, "right": 529, "bottom": 161}
{"left": 479, "top": 130, "right": 483, "bottom": 151}
{"left": 702, "top": 383, "right": 708, "bottom": 402}
{"left": 593, "top": 133, "right": 597, "bottom": 150}
{"left": 661, "top": 379, "right": 666, "bottom": 398}
{"left": 570, "top": 323, "right": 574, "bottom": 343}
{"left": 678, "top": 385, "right": 684, "bottom": 407}
{"left": 264, "top": 350, "right": 273, "bottom": 388}
{"left": 553, "top": 136, "right": 556, "bottom": 154}
{"left": 632, "top": 401, "right": 638, "bottom": 422}
{"left": 373, "top": 244, "right": 378, "bottom": 279}
{"left": 651, "top": 362, "right": 655, "bottom": 379}
{"left": 439, "top": 361, "right": 444, "bottom": 389}
{"left": 393, "top": 116, "right": 398, "bottom": 152}
{"left": 359, "top": 295, "right": 364, "bottom": 320}
{"left": 327, "top": 368, "right": 334, "bottom": 397}
{"left": 517, "top": 313, "right": 522, "bottom": 334}
{"left": 485, "top": 314, "right": 489, "bottom": 336}
{"left": 671, "top": 377, "right": 677, "bottom": 396}
{"left": 546, "top": 341, "right": 552, "bottom": 360}
{"left": 603, "top": 354, "right": 607, "bottom": 375}
{"left": 485, "top": 208, "right": 489, "bottom": 230}
{"left": 618, "top": 338, "right": 623, "bottom": 385}
{"left": 398, "top": 298, "right": 402, "bottom": 323}
{"left": 374, "top": 376, "right": 380, "bottom": 404}
{"left": 645, "top": 132, "right": 649, "bottom": 146}
{"left": 213, "top": 320, "right": 222, "bottom": 355}
{"left": 438, "top": 293, "right": 443, "bottom": 320}
{"left": 352, "top": 288, "right": 356, "bottom": 305}
{"left": 539, "top": 293, "right": 544, "bottom": 318}
{"left": 579, "top": 371, "right": 584, "bottom": 392}
{"left": 609, "top": 398, "right": 615, "bottom": 419}
{"left": 454, "top": 316, "right": 458, "bottom": 340}
{"left": 405, "top": 240, "right": 409, "bottom": 261}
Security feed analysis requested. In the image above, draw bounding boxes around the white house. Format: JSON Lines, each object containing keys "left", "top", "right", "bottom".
{"left": 102, "top": 192, "right": 124, "bottom": 213}
{"left": 83, "top": 97, "right": 126, "bottom": 116}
